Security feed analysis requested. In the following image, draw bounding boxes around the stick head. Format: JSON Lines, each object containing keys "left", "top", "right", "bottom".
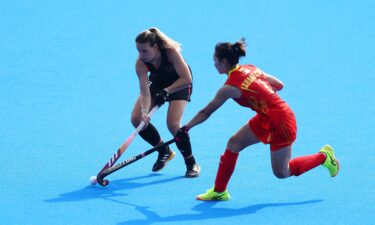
{"left": 101, "top": 179, "right": 109, "bottom": 186}
{"left": 96, "top": 173, "right": 109, "bottom": 186}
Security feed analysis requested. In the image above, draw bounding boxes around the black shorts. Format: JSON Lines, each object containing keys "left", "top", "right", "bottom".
{"left": 150, "top": 84, "right": 192, "bottom": 102}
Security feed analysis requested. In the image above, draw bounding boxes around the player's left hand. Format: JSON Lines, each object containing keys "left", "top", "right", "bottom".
{"left": 155, "top": 89, "right": 169, "bottom": 106}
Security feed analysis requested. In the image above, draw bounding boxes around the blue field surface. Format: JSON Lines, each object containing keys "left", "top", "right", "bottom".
{"left": 1, "top": 1, "right": 375, "bottom": 224}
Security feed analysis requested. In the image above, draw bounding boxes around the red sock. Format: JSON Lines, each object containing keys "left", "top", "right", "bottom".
{"left": 289, "top": 152, "right": 326, "bottom": 176}
{"left": 214, "top": 149, "right": 239, "bottom": 192}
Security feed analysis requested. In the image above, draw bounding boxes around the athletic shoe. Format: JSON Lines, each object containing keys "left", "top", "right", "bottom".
{"left": 185, "top": 164, "right": 200, "bottom": 178}
{"left": 152, "top": 147, "right": 175, "bottom": 172}
{"left": 319, "top": 145, "right": 340, "bottom": 177}
{"left": 196, "top": 187, "right": 230, "bottom": 201}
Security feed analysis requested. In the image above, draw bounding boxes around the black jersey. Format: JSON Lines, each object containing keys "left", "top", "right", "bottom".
{"left": 144, "top": 50, "right": 181, "bottom": 90}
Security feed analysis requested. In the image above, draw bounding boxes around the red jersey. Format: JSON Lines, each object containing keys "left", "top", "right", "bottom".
{"left": 225, "top": 65, "right": 290, "bottom": 116}
{"left": 225, "top": 65, "right": 297, "bottom": 150}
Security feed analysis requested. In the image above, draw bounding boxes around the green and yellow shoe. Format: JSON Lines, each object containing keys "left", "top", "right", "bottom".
{"left": 196, "top": 187, "right": 230, "bottom": 201}
{"left": 319, "top": 145, "right": 340, "bottom": 177}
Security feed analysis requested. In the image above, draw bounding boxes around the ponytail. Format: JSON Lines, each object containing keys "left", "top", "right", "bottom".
{"left": 231, "top": 38, "right": 246, "bottom": 57}
{"left": 215, "top": 38, "right": 247, "bottom": 66}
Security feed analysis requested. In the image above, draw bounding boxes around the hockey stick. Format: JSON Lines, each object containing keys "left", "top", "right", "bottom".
{"left": 96, "top": 106, "right": 159, "bottom": 185}
{"left": 97, "top": 138, "right": 175, "bottom": 186}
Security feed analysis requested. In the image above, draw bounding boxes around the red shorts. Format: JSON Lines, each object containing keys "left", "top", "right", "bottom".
{"left": 249, "top": 110, "right": 297, "bottom": 151}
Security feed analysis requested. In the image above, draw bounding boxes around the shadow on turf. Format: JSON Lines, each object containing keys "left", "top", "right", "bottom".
{"left": 118, "top": 199, "right": 323, "bottom": 225}
{"left": 44, "top": 174, "right": 184, "bottom": 203}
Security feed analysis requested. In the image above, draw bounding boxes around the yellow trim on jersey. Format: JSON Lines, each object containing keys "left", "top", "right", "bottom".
{"left": 227, "top": 65, "right": 240, "bottom": 78}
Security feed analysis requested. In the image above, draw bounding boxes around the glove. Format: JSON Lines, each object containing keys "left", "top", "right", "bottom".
{"left": 155, "top": 89, "right": 169, "bottom": 106}
{"left": 175, "top": 125, "right": 190, "bottom": 142}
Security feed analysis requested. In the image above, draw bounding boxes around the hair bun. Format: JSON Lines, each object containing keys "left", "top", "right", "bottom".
{"left": 232, "top": 45, "right": 240, "bottom": 52}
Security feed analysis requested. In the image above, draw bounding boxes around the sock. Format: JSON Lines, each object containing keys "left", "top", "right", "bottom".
{"left": 289, "top": 152, "right": 326, "bottom": 176}
{"left": 214, "top": 149, "right": 239, "bottom": 193}
{"left": 184, "top": 155, "right": 196, "bottom": 167}
{"left": 176, "top": 135, "right": 193, "bottom": 159}
{"left": 139, "top": 123, "right": 167, "bottom": 153}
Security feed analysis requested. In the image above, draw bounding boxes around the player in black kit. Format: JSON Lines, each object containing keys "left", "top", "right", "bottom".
{"left": 131, "top": 27, "right": 200, "bottom": 178}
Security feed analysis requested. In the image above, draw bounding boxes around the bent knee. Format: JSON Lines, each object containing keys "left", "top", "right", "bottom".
{"left": 272, "top": 170, "right": 290, "bottom": 179}
{"left": 227, "top": 136, "right": 243, "bottom": 152}
{"left": 167, "top": 121, "right": 180, "bottom": 135}
{"left": 131, "top": 114, "right": 140, "bottom": 127}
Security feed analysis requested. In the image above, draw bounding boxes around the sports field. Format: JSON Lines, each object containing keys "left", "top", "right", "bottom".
{"left": 1, "top": 1, "right": 374, "bottom": 224}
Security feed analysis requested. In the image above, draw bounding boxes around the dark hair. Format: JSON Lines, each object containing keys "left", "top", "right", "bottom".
{"left": 215, "top": 38, "right": 247, "bottom": 66}
{"left": 135, "top": 27, "right": 181, "bottom": 51}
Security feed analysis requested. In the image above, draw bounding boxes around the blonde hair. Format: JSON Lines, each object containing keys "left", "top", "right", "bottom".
{"left": 135, "top": 27, "right": 181, "bottom": 51}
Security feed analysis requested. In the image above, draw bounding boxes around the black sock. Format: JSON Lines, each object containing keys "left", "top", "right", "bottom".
{"left": 138, "top": 123, "right": 169, "bottom": 154}
{"left": 176, "top": 136, "right": 193, "bottom": 159}
{"left": 138, "top": 123, "right": 161, "bottom": 146}
{"left": 184, "top": 155, "right": 196, "bottom": 166}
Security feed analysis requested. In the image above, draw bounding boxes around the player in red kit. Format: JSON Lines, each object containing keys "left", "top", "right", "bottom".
{"left": 175, "top": 38, "right": 339, "bottom": 200}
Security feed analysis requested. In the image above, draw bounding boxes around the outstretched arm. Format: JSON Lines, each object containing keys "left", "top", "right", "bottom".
{"left": 186, "top": 85, "right": 241, "bottom": 130}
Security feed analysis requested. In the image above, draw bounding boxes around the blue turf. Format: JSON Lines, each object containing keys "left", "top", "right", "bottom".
{"left": 1, "top": 1, "right": 375, "bottom": 224}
